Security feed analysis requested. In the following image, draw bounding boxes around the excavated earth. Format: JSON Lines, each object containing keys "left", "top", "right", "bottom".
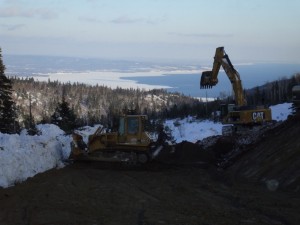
{"left": 0, "top": 117, "right": 299, "bottom": 225}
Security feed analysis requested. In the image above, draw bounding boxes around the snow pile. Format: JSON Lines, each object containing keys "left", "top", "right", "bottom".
{"left": 0, "top": 124, "right": 71, "bottom": 188}
{"left": 164, "top": 117, "right": 223, "bottom": 143}
{"left": 270, "top": 103, "right": 293, "bottom": 121}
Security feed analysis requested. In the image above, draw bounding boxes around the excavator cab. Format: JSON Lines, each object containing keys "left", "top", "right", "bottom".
{"left": 220, "top": 104, "right": 235, "bottom": 119}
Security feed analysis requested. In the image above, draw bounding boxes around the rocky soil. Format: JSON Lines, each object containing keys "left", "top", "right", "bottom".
{"left": 0, "top": 117, "right": 299, "bottom": 225}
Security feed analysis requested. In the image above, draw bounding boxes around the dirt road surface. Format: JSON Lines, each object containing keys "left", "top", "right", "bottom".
{"left": 0, "top": 161, "right": 299, "bottom": 225}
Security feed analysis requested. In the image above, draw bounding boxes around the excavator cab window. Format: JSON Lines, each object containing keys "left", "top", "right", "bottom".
{"left": 292, "top": 85, "right": 300, "bottom": 113}
{"left": 220, "top": 104, "right": 228, "bottom": 119}
{"left": 228, "top": 104, "right": 236, "bottom": 112}
{"left": 220, "top": 104, "right": 235, "bottom": 118}
{"left": 292, "top": 85, "right": 300, "bottom": 104}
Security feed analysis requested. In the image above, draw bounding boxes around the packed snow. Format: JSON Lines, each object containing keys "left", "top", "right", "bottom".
{"left": 164, "top": 117, "right": 223, "bottom": 144}
{"left": 269, "top": 103, "right": 294, "bottom": 121}
{"left": 0, "top": 124, "right": 70, "bottom": 188}
{"left": 0, "top": 103, "right": 293, "bottom": 188}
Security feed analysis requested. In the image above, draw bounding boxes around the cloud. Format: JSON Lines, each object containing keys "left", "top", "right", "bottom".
{"left": 0, "top": 6, "right": 58, "bottom": 19}
{"left": 85, "top": 0, "right": 97, "bottom": 3}
{"left": 0, "top": 23, "right": 25, "bottom": 31}
{"left": 3, "top": 0, "right": 22, "bottom": 4}
{"left": 110, "top": 15, "right": 144, "bottom": 24}
{"left": 110, "top": 15, "right": 166, "bottom": 25}
{"left": 78, "top": 16, "right": 102, "bottom": 23}
{"left": 168, "top": 32, "right": 233, "bottom": 38}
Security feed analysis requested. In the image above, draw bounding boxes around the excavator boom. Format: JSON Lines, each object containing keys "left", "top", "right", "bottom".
{"left": 200, "top": 47, "right": 246, "bottom": 106}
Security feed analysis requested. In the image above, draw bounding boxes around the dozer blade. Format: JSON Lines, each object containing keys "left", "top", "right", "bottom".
{"left": 69, "top": 132, "right": 88, "bottom": 160}
{"left": 200, "top": 71, "right": 213, "bottom": 89}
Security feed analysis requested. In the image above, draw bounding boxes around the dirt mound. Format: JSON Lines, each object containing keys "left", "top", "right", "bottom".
{"left": 155, "top": 134, "right": 248, "bottom": 166}
{"left": 156, "top": 116, "right": 300, "bottom": 192}
{"left": 228, "top": 118, "right": 300, "bottom": 192}
{"left": 155, "top": 141, "right": 216, "bottom": 165}
{"left": 155, "top": 135, "right": 238, "bottom": 166}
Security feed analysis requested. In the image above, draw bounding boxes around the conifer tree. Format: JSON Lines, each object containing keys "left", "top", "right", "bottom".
{"left": 25, "top": 94, "right": 40, "bottom": 135}
{"left": 0, "top": 48, "right": 18, "bottom": 133}
{"left": 51, "top": 97, "right": 77, "bottom": 134}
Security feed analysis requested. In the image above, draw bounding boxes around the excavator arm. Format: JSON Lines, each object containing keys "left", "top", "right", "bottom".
{"left": 200, "top": 47, "right": 246, "bottom": 106}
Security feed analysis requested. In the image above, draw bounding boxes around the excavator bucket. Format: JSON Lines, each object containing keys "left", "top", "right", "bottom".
{"left": 200, "top": 71, "right": 213, "bottom": 89}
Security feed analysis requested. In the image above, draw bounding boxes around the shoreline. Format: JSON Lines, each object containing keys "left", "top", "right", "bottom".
{"left": 28, "top": 69, "right": 200, "bottom": 90}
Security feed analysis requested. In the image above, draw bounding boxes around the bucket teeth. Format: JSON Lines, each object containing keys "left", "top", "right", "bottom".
{"left": 200, "top": 84, "right": 212, "bottom": 89}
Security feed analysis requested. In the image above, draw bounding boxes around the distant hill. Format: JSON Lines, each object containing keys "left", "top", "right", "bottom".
{"left": 4, "top": 54, "right": 197, "bottom": 76}
{"left": 245, "top": 73, "right": 300, "bottom": 105}
{"left": 11, "top": 77, "right": 204, "bottom": 129}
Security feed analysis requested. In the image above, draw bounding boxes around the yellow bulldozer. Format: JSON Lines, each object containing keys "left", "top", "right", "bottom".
{"left": 201, "top": 47, "right": 272, "bottom": 134}
{"left": 69, "top": 113, "right": 165, "bottom": 164}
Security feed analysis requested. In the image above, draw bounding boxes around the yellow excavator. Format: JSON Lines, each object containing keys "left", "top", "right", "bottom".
{"left": 200, "top": 47, "right": 272, "bottom": 134}
{"left": 69, "top": 113, "right": 164, "bottom": 164}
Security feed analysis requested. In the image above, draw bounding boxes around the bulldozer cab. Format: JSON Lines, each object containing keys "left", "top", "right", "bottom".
{"left": 118, "top": 115, "right": 148, "bottom": 143}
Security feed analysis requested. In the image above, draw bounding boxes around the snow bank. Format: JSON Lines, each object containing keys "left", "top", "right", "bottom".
{"left": 164, "top": 117, "right": 223, "bottom": 143}
{"left": 270, "top": 102, "right": 293, "bottom": 121}
{"left": 0, "top": 124, "right": 71, "bottom": 188}
{"left": 164, "top": 103, "right": 294, "bottom": 143}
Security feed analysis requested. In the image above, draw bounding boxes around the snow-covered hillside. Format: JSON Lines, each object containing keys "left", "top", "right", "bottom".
{"left": 0, "top": 103, "right": 294, "bottom": 188}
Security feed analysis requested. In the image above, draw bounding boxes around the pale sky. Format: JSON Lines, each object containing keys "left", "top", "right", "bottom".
{"left": 0, "top": 0, "right": 299, "bottom": 63}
